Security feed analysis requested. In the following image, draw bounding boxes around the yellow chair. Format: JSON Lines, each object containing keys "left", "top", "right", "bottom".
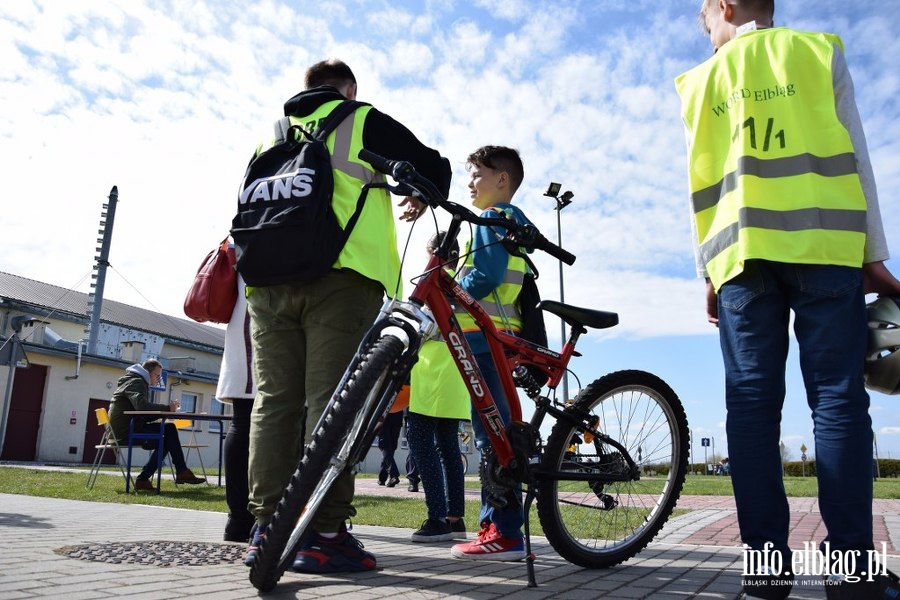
{"left": 173, "top": 418, "right": 208, "bottom": 484}
{"left": 85, "top": 407, "right": 135, "bottom": 491}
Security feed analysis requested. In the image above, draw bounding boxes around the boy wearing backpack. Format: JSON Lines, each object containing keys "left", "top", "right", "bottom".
{"left": 239, "top": 59, "right": 451, "bottom": 574}
{"left": 449, "top": 145, "right": 534, "bottom": 561}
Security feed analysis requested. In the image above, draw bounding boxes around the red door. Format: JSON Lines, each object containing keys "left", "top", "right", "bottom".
{"left": 1, "top": 363, "right": 47, "bottom": 461}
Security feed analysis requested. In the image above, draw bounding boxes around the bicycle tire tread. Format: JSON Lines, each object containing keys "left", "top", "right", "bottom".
{"left": 249, "top": 336, "right": 406, "bottom": 593}
{"left": 538, "top": 369, "right": 689, "bottom": 568}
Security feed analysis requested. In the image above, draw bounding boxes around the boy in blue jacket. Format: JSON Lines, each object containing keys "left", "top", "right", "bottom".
{"left": 450, "top": 146, "right": 533, "bottom": 561}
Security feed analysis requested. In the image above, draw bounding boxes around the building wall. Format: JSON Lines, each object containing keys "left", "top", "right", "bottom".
{"left": 1, "top": 302, "right": 479, "bottom": 476}
{"left": 1, "top": 354, "right": 223, "bottom": 466}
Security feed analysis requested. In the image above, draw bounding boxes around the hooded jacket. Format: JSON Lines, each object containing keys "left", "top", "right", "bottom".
{"left": 107, "top": 364, "right": 170, "bottom": 440}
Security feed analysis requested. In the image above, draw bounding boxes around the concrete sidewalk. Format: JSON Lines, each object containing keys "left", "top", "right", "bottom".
{"left": 2, "top": 475, "right": 898, "bottom": 599}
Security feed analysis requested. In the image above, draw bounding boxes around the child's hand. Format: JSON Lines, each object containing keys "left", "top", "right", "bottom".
{"left": 399, "top": 196, "right": 427, "bottom": 221}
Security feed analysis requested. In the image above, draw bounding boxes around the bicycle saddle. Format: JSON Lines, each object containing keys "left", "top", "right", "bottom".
{"left": 538, "top": 300, "right": 618, "bottom": 330}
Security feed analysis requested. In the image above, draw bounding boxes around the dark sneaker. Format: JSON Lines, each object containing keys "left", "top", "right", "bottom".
{"left": 134, "top": 478, "right": 154, "bottom": 492}
{"left": 243, "top": 523, "right": 265, "bottom": 567}
{"left": 825, "top": 571, "right": 900, "bottom": 599}
{"left": 450, "top": 519, "right": 467, "bottom": 540}
{"left": 292, "top": 530, "right": 377, "bottom": 573}
{"left": 450, "top": 522, "right": 525, "bottom": 561}
{"left": 411, "top": 518, "right": 454, "bottom": 542}
{"left": 386, "top": 477, "right": 400, "bottom": 488}
{"left": 407, "top": 481, "right": 420, "bottom": 492}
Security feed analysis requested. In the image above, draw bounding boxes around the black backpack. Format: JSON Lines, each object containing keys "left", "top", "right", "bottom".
{"left": 518, "top": 272, "right": 548, "bottom": 349}
{"left": 517, "top": 272, "right": 549, "bottom": 386}
{"left": 231, "top": 100, "right": 368, "bottom": 286}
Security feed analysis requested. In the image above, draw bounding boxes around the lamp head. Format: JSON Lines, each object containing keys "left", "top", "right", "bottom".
{"left": 544, "top": 182, "right": 562, "bottom": 198}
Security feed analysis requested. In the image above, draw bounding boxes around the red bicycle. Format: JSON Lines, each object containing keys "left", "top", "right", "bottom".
{"left": 249, "top": 151, "right": 690, "bottom": 593}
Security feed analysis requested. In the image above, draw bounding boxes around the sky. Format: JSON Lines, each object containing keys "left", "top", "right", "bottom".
{"left": 3, "top": 0, "right": 900, "bottom": 460}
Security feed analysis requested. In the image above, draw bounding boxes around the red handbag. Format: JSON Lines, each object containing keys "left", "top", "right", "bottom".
{"left": 183, "top": 238, "right": 238, "bottom": 324}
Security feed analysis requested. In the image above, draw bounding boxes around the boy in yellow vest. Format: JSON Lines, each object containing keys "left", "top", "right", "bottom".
{"left": 449, "top": 146, "right": 533, "bottom": 561}
{"left": 676, "top": 2, "right": 900, "bottom": 598}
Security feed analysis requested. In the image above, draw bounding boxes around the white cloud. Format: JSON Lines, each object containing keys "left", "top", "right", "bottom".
{"left": 4, "top": 0, "right": 898, "bottom": 340}
{"left": 6, "top": 2, "right": 900, "bottom": 459}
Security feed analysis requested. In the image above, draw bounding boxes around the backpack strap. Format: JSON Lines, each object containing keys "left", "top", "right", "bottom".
{"left": 488, "top": 207, "right": 540, "bottom": 278}
{"left": 273, "top": 117, "right": 293, "bottom": 143}
{"left": 312, "top": 100, "right": 368, "bottom": 141}
{"left": 273, "top": 100, "right": 369, "bottom": 144}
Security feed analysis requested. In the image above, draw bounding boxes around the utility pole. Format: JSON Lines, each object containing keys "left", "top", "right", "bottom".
{"left": 86, "top": 186, "right": 119, "bottom": 355}
{"left": 544, "top": 183, "right": 574, "bottom": 401}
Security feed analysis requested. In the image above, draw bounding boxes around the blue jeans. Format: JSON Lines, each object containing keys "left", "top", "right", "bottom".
{"left": 717, "top": 260, "right": 873, "bottom": 558}
{"left": 134, "top": 423, "right": 188, "bottom": 480}
{"left": 377, "top": 411, "right": 403, "bottom": 482}
{"left": 471, "top": 351, "right": 524, "bottom": 540}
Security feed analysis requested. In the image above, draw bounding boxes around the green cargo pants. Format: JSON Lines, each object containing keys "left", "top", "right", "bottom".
{"left": 246, "top": 269, "right": 383, "bottom": 532}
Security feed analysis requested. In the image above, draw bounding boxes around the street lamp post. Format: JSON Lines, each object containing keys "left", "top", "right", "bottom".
{"left": 544, "top": 183, "right": 574, "bottom": 401}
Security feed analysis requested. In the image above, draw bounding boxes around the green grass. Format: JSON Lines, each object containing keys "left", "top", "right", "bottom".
{"left": 0, "top": 467, "right": 489, "bottom": 532}
{"left": 0, "top": 467, "right": 677, "bottom": 538}
{"left": 681, "top": 474, "right": 900, "bottom": 499}
{"left": 3, "top": 467, "right": 899, "bottom": 536}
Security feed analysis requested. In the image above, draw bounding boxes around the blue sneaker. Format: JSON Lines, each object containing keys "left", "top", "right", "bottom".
{"left": 292, "top": 528, "right": 377, "bottom": 573}
{"left": 243, "top": 523, "right": 265, "bottom": 567}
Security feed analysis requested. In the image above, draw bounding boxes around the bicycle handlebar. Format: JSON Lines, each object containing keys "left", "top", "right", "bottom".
{"left": 358, "top": 149, "right": 576, "bottom": 266}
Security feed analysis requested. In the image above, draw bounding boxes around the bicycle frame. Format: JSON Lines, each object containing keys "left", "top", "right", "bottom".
{"left": 405, "top": 216, "right": 581, "bottom": 472}
{"left": 249, "top": 153, "right": 685, "bottom": 594}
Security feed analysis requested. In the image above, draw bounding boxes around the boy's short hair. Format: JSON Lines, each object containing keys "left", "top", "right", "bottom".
{"left": 142, "top": 359, "right": 162, "bottom": 373}
{"left": 305, "top": 59, "right": 357, "bottom": 90}
{"left": 466, "top": 146, "right": 524, "bottom": 195}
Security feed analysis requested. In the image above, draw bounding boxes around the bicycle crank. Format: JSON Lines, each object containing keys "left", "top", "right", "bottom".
{"left": 480, "top": 449, "right": 519, "bottom": 509}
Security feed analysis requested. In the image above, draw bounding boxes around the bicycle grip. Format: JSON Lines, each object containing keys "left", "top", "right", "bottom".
{"left": 358, "top": 149, "right": 414, "bottom": 180}
{"left": 536, "top": 232, "right": 576, "bottom": 265}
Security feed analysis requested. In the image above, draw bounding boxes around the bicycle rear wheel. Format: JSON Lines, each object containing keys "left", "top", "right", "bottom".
{"left": 537, "top": 369, "right": 689, "bottom": 568}
{"left": 249, "top": 335, "right": 406, "bottom": 593}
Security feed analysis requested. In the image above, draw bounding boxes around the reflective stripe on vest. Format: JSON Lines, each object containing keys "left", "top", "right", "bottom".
{"left": 675, "top": 29, "right": 866, "bottom": 290}
{"left": 289, "top": 101, "right": 400, "bottom": 296}
{"left": 454, "top": 238, "right": 527, "bottom": 333}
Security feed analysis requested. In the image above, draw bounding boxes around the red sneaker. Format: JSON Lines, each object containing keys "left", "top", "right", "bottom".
{"left": 450, "top": 522, "right": 525, "bottom": 561}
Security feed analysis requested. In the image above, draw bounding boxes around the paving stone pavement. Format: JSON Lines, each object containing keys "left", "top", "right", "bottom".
{"left": 1, "top": 477, "right": 898, "bottom": 599}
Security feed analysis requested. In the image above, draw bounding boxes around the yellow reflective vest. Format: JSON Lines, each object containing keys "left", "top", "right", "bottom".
{"left": 454, "top": 207, "right": 527, "bottom": 333}
{"left": 675, "top": 28, "right": 866, "bottom": 290}
{"left": 409, "top": 340, "right": 471, "bottom": 420}
{"left": 262, "top": 99, "right": 401, "bottom": 296}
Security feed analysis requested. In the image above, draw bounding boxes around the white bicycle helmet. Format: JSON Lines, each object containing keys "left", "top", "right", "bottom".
{"left": 865, "top": 297, "right": 900, "bottom": 395}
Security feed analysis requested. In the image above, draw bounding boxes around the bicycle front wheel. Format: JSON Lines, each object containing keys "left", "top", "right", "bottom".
{"left": 538, "top": 369, "right": 689, "bottom": 568}
{"left": 249, "top": 335, "right": 406, "bottom": 593}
